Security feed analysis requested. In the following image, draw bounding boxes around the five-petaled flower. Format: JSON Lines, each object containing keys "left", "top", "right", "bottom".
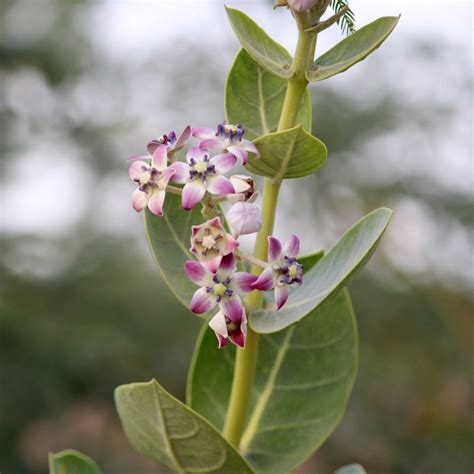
{"left": 128, "top": 144, "right": 176, "bottom": 216}
{"left": 190, "top": 217, "right": 239, "bottom": 262}
{"left": 192, "top": 121, "right": 260, "bottom": 166}
{"left": 170, "top": 147, "right": 236, "bottom": 210}
{"left": 146, "top": 125, "right": 191, "bottom": 156}
{"left": 208, "top": 308, "right": 247, "bottom": 348}
{"left": 252, "top": 235, "right": 303, "bottom": 310}
{"left": 185, "top": 253, "right": 257, "bottom": 324}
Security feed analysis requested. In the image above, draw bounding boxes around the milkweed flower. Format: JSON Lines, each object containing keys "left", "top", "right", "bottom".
{"left": 146, "top": 125, "right": 191, "bottom": 156}
{"left": 185, "top": 253, "right": 257, "bottom": 323}
{"left": 252, "top": 235, "right": 303, "bottom": 310}
{"left": 128, "top": 145, "right": 175, "bottom": 216}
{"left": 208, "top": 308, "right": 247, "bottom": 348}
{"left": 226, "top": 202, "right": 262, "bottom": 236}
{"left": 190, "top": 217, "right": 239, "bottom": 262}
{"left": 192, "top": 121, "right": 260, "bottom": 165}
{"left": 170, "top": 147, "right": 236, "bottom": 210}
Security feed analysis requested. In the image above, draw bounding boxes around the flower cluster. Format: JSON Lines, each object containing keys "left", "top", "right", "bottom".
{"left": 129, "top": 122, "right": 304, "bottom": 348}
{"left": 128, "top": 122, "right": 260, "bottom": 216}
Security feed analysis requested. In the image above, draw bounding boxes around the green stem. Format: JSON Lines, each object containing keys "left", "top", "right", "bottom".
{"left": 222, "top": 10, "right": 316, "bottom": 449}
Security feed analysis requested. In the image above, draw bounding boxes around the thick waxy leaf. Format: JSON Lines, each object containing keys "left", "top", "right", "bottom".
{"left": 246, "top": 125, "right": 327, "bottom": 181}
{"left": 48, "top": 450, "right": 103, "bottom": 474}
{"left": 306, "top": 16, "right": 400, "bottom": 82}
{"left": 225, "top": 7, "right": 293, "bottom": 79}
{"left": 188, "top": 289, "right": 358, "bottom": 474}
{"left": 335, "top": 464, "right": 367, "bottom": 474}
{"left": 144, "top": 193, "right": 204, "bottom": 308}
{"left": 115, "top": 379, "right": 253, "bottom": 473}
{"left": 226, "top": 49, "right": 311, "bottom": 140}
{"left": 299, "top": 249, "right": 324, "bottom": 273}
{"left": 252, "top": 207, "right": 392, "bottom": 333}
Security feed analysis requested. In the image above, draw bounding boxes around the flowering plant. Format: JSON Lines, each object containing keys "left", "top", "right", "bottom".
{"left": 50, "top": 1, "right": 399, "bottom": 473}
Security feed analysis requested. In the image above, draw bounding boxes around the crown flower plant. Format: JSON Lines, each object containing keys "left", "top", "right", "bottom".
{"left": 55, "top": 1, "right": 400, "bottom": 472}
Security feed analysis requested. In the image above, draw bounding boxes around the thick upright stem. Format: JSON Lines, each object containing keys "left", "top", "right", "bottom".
{"left": 222, "top": 10, "right": 317, "bottom": 449}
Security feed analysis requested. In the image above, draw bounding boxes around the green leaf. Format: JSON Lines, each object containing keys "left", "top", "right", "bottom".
{"left": 187, "top": 289, "right": 358, "bottom": 474}
{"left": 48, "top": 450, "right": 103, "bottom": 474}
{"left": 299, "top": 249, "right": 324, "bottom": 273}
{"left": 144, "top": 193, "right": 204, "bottom": 309}
{"left": 225, "top": 7, "right": 293, "bottom": 79}
{"left": 115, "top": 379, "right": 254, "bottom": 473}
{"left": 246, "top": 125, "right": 327, "bottom": 181}
{"left": 306, "top": 16, "right": 400, "bottom": 82}
{"left": 335, "top": 464, "right": 367, "bottom": 474}
{"left": 251, "top": 207, "right": 392, "bottom": 333}
{"left": 225, "top": 49, "right": 312, "bottom": 140}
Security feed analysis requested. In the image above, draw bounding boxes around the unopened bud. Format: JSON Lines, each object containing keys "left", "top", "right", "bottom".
{"left": 226, "top": 202, "right": 262, "bottom": 236}
{"left": 228, "top": 175, "right": 257, "bottom": 203}
{"left": 287, "top": 0, "right": 318, "bottom": 12}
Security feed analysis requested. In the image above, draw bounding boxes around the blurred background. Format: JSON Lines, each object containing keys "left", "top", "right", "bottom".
{"left": 1, "top": 0, "right": 472, "bottom": 473}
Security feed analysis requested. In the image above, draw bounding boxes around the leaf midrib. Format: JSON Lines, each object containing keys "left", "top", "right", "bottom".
{"left": 239, "top": 326, "right": 295, "bottom": 453}
{"left": 272, "top": 128, "right": 299, "bottom": 183}
{"left": 152, "top": 384, "right": 186, "bottom": 474}
{"left": 257, "top": 66, "right": 270, "bottom": 135}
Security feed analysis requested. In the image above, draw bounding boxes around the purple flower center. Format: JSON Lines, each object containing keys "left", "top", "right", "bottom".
{"left": 188, "top": 154, "right": 216, "bottom": 181}
{"left": 275, "top": 256, "right": 303, "bottom": 286}
{"left": 158, "top": 131, "right": 177, "bottom": 146}
{"left": 133, "top": 165, "right": 163, "bottom": 193}
{"left": 216, "top": 121, "right": 244, "bottom": 143}
{"left": 206, "top": 275, "right": 234, "bottom": 303}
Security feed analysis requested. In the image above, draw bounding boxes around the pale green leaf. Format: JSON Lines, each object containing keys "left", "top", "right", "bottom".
{"left": 299, "top": 249, "right": 324, "bottom": 273}
{"left": 251, "top": 208, "right": 392, "bottom": 333}
{"left": 335, "top": 464, "right": 367, "bottom": 474}
{"left": 115, "top": 379, "right": 253, "bottom": 473}
{"left": 225, "top": 49, "right": 311, "bottom": 140}
{"left": 144, "top": 193, "right": 204, "bottom": 309}
{"left": 246, "top": 125, "right": 327, "bottom": 181}
{"left": 48, "top": 450, "right": 103, "bottom": 474}
{"left": 187, "top": 289, "right": 358, "bottom": 474}
{"left": 306, "top": 16, "right": 400, "bottom": 82}
{"left": 225, "top": 7, "right": 293, "bottom": 79}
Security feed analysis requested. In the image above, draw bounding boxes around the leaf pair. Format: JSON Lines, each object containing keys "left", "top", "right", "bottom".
{"left": 187, "top": 288, "right": 358, "bottom": 474}
{"left": 114, "top": 288, "right": 357, "bottom": 474}
{"left": 226, "top": 7, "right": 399, "bottom": 83}
{"left": 226, "top": 48, "right": 325, "bottom": 182}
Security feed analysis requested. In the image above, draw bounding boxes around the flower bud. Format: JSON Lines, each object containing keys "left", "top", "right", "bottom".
{"left": 226, "top": 202, "right": 262, "bottom": 236}
{"left": 288, "top": 0, "right": 318, "bottom": 12}
{"left": 228, "top": 175, "right": 258, "bottom": 203}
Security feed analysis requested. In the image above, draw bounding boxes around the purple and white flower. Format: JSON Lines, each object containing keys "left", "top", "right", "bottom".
{"left": 170, "top": 147, "right": 236, "bottom": 210}
{"left": 190, "top": 217, "right": 239, "bottom": 262}
{"left": 208, "top": 308, "right": 247, "bottom": 348}
{"left": 252, "top": 235, "right": 303, "bottom": 310}
{"left": 192, "top": 121, "right": 260, "bottom": 166}
{"left": 226, "top": 202, "right": 262, "bottom": 237}
{"left": 128, "top": 144, "right": 176, "bottom": 216}
{"left": 147, "top": 125, "right": 191, "bottom": 156}
{"left": 185, "top": 253, "right": 257, "bottom": 323}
